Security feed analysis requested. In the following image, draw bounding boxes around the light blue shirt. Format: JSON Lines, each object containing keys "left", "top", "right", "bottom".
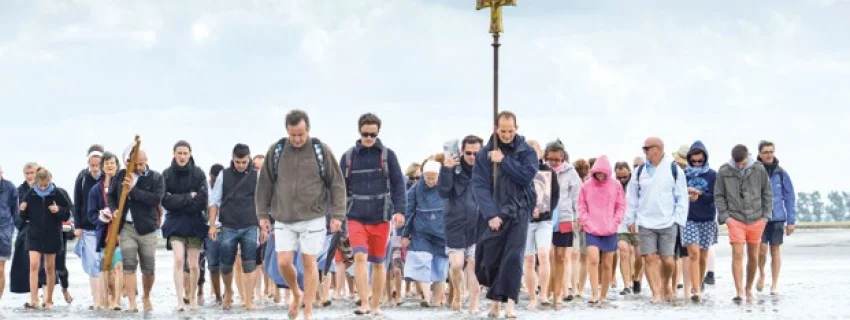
{"left": 209, "top": 174, "right": 223, "bottom": 207}
{"left": 624, "top": 155, "right": 688, "bottom": 229}
{"left": 207, "top": 174, "right": 223, "bottom": 228}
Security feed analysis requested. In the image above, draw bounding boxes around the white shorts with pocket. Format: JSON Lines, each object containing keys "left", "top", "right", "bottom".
{"left": 446, "top": 244, "right": 476, "bottom": 258}
{"left": 525, "top": 220, "right": 554, "bottom": 256}
{"left": 274, "top": 216, "right": 327, "bottom": 255}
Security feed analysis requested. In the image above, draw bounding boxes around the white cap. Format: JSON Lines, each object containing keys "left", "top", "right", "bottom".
{"left": 423, "top": 160, "right": 441, "bottom": 174}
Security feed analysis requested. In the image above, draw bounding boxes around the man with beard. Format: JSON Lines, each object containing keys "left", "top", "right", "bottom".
{"left": 472, "top": 111, "right": 539, "bottom": 318}
{"left": 161, "top": 140, "right": 209, "bottom": 311}
{"left": 103, "top": 148, "right": 165, "bottom": 312}
{"left": 208, "top": 144, "right": 260, "bottom": 310}
{"left": 440, "top": 135, "right": 483, "bottom": 313}
{"left": 716, "top": 144, "right": 772, "bottom": 302}
{"left": 755, "top": 140, "right": 794, "bottom": 296}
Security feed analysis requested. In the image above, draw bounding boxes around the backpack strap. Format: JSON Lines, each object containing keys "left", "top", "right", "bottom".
{"left": 636, "top": 164, "right": 645, "bottom": 195}
{"left": 671, "top": 162, "right": 679, "bottom": 181}
{"left": 343, "top": 147, "right": 355, "bottom": 180}
{"left": 272, "top": 138, "right": 287, "bottom": 184}
{"left": 635, "top": 162, "right": 678, "bottom": 195}
{"left": 381, "top": 147, "right": 391, "bottom": 221}
{"left": 310, "top": 138, "right": 331, "bottom": 189}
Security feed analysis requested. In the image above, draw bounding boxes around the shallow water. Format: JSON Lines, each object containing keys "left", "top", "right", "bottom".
{"left": 1, "top": 229, "right": 848, "bottom": 319}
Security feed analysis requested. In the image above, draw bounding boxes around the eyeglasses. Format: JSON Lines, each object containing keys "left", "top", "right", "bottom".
{"left": 360, "top": 132, "right": 378, "bottom": 138}
{"left": 464, "top": 151, "right": 476, "bottom": 156}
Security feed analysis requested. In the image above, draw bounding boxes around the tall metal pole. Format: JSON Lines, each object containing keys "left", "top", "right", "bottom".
{"left": 477, "top": 0, "right": 515, "bottom": 188}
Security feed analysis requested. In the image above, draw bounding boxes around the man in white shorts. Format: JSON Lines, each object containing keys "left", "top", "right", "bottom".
{"left": 256, "top": 110, "right": 347, "bottom": 320}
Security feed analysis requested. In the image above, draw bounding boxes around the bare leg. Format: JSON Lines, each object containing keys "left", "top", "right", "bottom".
{"left": 617, "top": 241, "right": 632, "bottom": 292}
{"left": 661, "top": 256, "right": 675, "bottom": 301}
{"left": 44, "top": 254, "right": 57, "bottom": 308}
{"left": 370, "top": 262, "right": 387, "bottom": 314}
{"left": 586, "top": 247, "right": 600, "bottom": 302}
{"left": 552, "top": 247, "right": 567, "bottom": 307}
{"left": 769, "top": 245, "right": 781, "bottom": 294}
{"left": 731, "top": 243, "right": 744, "bottom": 300}
{"left": 187, "top": 247, "right": 201, "bottom": 310}
{"left": 448, "top": 252, "right": 464, "bottom": 311}
{"left": 538, "top": 247, "right": 552, "bottom": 305}
{"left": 277, "top": 251, "right": 301, "bottom": 317}
{"left": 210, "top": 271, "right": 222, "bottom": 304}
{"left": 757, "top": 244, "right": 767, "bottom": 291}
{"left": 27, "top": 252, "right": 41, "bottom": 307}
{"left": 465, "top": 257, "right": 480, "bottom": 313}
{"left": 171, "top": 240, "right": 187, "bottom": 311}
{"left": 600, "top": 251, "right": 614, "bottom": 302}
{"left": 682, "top": 256, "right": 692, "bottom": 299}
{"left": 353, "top": 253, "right": 370, "bottom": 313}
{"left": 578, "top": 254, "right": 588, "bottom": 296}
{"left": 687, "top": 244, "right": 702, "bottom": 299}
{"left": 522, "top": 254, "right": 538, "bottom": 309}
{"left": 234, "top": 255, "right": 245, "bottom": 305}
{"left": 142, "top": 273, "right": 155, "bottom": 312}
{"left": 645, "top": 254, "right": 662, "bottom": 303}
{"left": 302, "top": 254, "right": 319, "bottom": 320}
{"left": 745, "top": 243, "right": 760, "bottom": 301}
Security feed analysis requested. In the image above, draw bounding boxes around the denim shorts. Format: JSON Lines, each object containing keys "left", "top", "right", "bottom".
{"left": 218, "top": 226, "right": 259, "bottom": 274}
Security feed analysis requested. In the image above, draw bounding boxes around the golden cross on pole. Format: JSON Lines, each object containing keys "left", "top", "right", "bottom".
{"left": 476, "top": 0, "right": 517, "bottom": 34}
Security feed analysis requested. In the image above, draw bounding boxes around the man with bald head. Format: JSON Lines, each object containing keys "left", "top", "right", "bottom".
{"left": 623, "top": 137, "right": 688, "bottom": 303}
{"left": 103, "top": 148, "right": 165, "bottom": 312}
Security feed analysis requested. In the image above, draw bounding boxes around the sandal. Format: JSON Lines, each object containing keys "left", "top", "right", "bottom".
{"left": 24, "top": 302, "right": 38, "bottom": 309}
{"left": 353, "top": 309, "right": 371, "bottom": 316}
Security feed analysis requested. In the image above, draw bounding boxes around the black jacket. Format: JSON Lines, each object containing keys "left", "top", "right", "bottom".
{"left": 73, "top": 168, "right": 101, "bottom": 231}
{"left": 20, "top": 185, "right": 72, "bottom": 254}
{"left": 161, "top": 158, "right": 209, "bottom": 243}
{"left": 107, "top": 168, "right": 165, "bottom": 236}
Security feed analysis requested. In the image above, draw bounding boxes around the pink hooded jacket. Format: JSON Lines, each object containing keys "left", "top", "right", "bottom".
{"left": 578, "top": 155, "right": 625, "bottom": 236}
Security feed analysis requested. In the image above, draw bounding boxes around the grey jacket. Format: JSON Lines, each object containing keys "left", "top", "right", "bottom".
{"left": 555, "top": 164, "right": 582, "bottom": 223}
{"left": 715, "top": 158, "right": 773, "bottom": 225}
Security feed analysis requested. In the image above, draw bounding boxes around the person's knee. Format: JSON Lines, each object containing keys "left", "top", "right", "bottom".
{"left": 770, "top": 245, "right": 781, "bottom": 256}
{"left": 220, "top": 263, "right": 234, "bottom": 275}
{"left": 537, "top": 249, "right": 551, "bottom": 264}
{"left": 242, "top": 261, "right": 257, "bottom": 273}
{"left": 523, "top": 255, "right": 535, "bottom": 265}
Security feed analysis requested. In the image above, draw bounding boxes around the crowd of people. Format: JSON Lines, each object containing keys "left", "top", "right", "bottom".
{"left": 0, "top": 110, "right": 797, "bottom": 319}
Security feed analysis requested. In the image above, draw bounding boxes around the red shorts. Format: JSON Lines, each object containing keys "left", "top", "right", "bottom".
{"left": 727, "top": 218, "right": 766, "bottom": 244}
{"left": 348, "top": 220, "right": 390, "bottom": 263}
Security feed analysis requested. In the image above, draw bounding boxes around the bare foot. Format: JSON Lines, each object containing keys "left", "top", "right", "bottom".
{"left": 143, "top": 298, "right": 153, "bottom": 312}
{"left": 527, "top": 298, "right": 537, "bottom": 311}
{"left": 288, "top": 290, "right": 302, "bottom": 319}
{"left": 770, "top": 286, "right": 779, "bottom": 296}
{"left": 222, "top": 292, "right": 233, "bottom": 310}
{"left": 757, "top": 274, "right": 765, "bottom": 292}
{"left": 63, "top": 289, "right": 74, "bottom": 304}
{"left": 746, "top": 290, "right": 755, "bottom": 302}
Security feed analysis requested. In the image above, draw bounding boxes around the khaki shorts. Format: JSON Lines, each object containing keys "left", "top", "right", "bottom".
{"left": 618, "top": 233, "right": 639, "bottom": 247}
{"left": 170, "top": 236, "right": 204, "bottom": 249}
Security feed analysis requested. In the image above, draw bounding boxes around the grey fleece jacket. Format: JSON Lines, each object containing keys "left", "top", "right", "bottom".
{"left": 715, "top": 157, "right": 773, "bottom": 225}
{"left": 255, "top": 138, "right": 347, "bottom": 224}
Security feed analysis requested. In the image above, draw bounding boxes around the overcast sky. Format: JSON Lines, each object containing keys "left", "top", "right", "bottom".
{"left": 1, "top": 0, "right": 848, "bottom": 194}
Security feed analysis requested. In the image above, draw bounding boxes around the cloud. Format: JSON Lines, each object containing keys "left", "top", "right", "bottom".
{"left": 0, "top": 0, "right": 847, "bottom": 196}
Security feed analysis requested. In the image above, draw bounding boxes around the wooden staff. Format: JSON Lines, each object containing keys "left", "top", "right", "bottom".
{"left": 101, "top": 135, "right": 141, "bottom": 271}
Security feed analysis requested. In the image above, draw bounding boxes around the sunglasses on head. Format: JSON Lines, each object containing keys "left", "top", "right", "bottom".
{"left": 360, "top": 132, "right": 378, "bottom": 138}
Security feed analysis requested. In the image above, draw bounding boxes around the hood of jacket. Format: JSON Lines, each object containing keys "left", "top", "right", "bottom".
{"left": 578, "top": 155, "right": 625, "bottom": 236}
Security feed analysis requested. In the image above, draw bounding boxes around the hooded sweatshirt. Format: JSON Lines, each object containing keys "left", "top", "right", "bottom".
{"left": 715, "top": 157, "right": 772, "bottom": 225}
{"left": 577, "top": 156, "right": 625, "bottom": 236}
{"left": 553, "top": 162, "right": 581, "bottom": 225}
{"left": 684, "top": 141, "right": 717, "bottom": 222}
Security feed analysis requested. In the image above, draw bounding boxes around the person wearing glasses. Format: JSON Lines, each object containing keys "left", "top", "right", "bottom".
{"left": 715, "top": 144, "right": 772, "bottom": 303}
{"left": 339, "top": 113, "right": 407, "bottom": 316}
{"left": 681, "top": 141, "right": 717, "bottom": 302}
{"left": 440, "top": 135, "right": 483, "bottom": 313}
{"left": 623, "top": 137, "right": 688, "bottom": 304}
{"left": 756, "top": 140, "right": 796, "bottom": 296}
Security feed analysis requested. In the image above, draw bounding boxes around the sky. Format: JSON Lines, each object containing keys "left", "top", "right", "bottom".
{"left": 0, "top": 0, "right": 848, "bottom": 194}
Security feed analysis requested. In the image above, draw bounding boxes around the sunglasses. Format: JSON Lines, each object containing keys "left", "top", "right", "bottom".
{"left": 691, "top": 159, "right": 705, "bottom": 164}
{"left": 464, "top": 151, "right": 476, "bottom": 156}
{"left": 642, "top": 145, "right": 656, "bottom": 152}
{"left": 616, "top": 176, "right": 629, "bottom": 180}
{"left": 360, "top": 132, "right": 378, "bottom": 138}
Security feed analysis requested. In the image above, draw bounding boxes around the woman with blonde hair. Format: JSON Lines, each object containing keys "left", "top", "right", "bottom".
{"left": 19, "top": 167, "right": 73, "bottom": 309}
